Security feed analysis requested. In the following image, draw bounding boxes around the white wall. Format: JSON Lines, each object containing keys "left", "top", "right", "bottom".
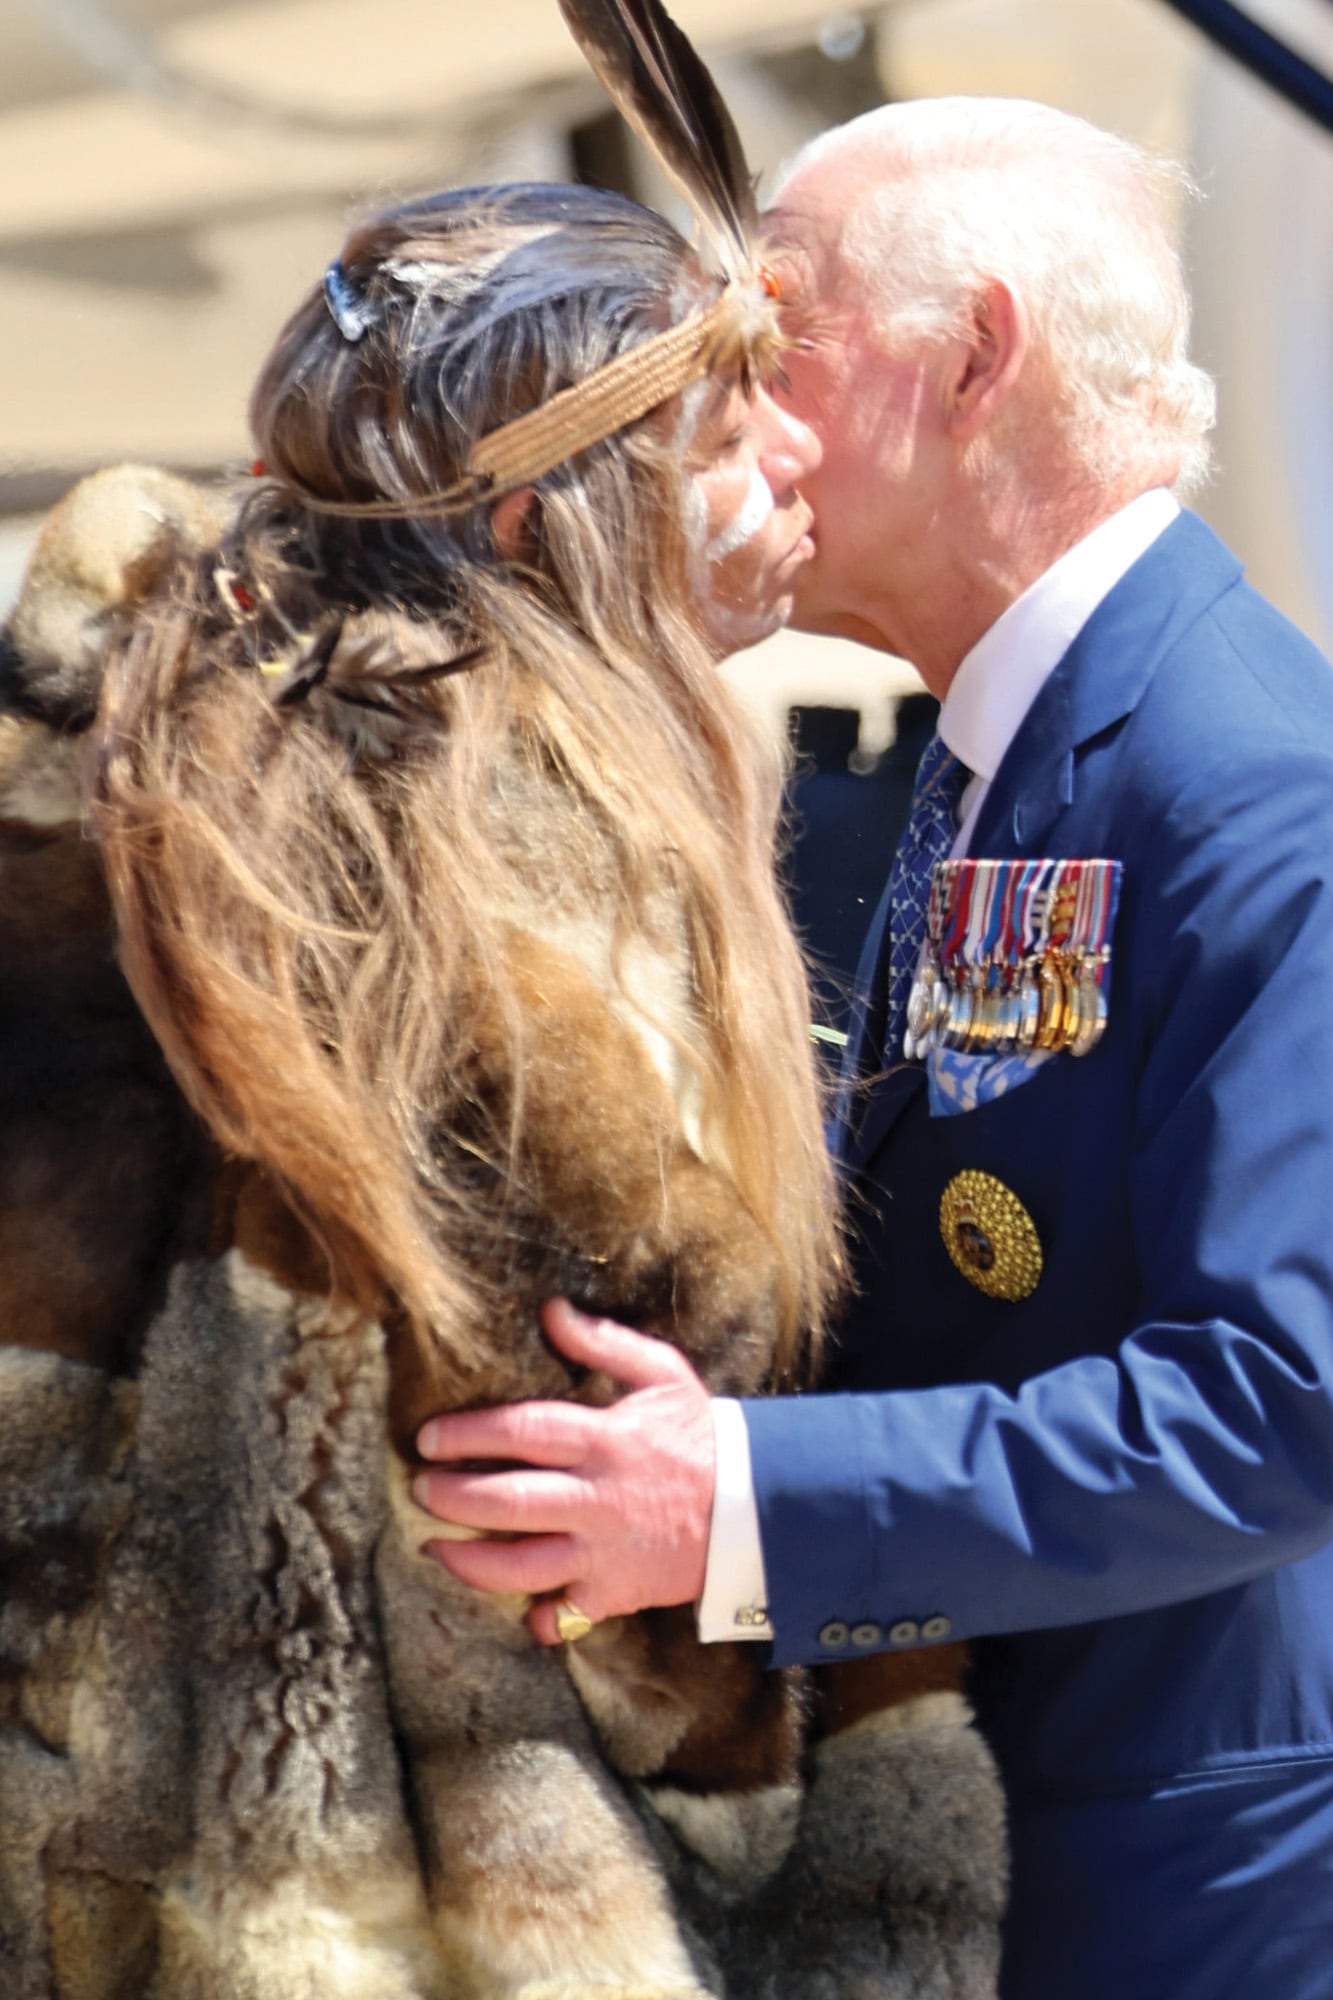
{"left": 0, "top": 519, "right": 40, "bottom": 617}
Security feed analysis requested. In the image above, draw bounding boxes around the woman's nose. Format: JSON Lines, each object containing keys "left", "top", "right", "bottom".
{"left": 756, "top": 390, "right": 822, "bottom": 489}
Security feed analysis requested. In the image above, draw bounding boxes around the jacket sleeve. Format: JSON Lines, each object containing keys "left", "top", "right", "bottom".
{"left": 746, "top": 737, "right": 1333, "bottom": 1666}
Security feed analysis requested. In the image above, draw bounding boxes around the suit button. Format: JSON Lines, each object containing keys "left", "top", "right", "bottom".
{"left": 817, "top": 1620, "right": 850, "bottom": 1650}
{"left": 921, "top": 1614, "right": 953, "bottom": 1642}
{"left": 850, "top": 1621, "right": 882, "bottom": 1649}
{"left": 888, "top": 1619, "right": 920, "bottom": 1647}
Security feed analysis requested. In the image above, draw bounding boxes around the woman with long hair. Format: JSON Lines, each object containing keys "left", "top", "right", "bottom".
{"left": 72, "top": 177, "right": 861, "bottom": 2000}
{"left": 95, "top": 181, "right": 837, "bottom": 1409}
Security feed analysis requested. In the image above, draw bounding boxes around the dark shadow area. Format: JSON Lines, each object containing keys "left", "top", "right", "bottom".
{"left": 784, "top": 692, "right": 938, "bottom": 1035}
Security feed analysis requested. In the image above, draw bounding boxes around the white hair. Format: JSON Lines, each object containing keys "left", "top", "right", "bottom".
{"left": 780, "top": 98, "right": 1216, "bottom": 496}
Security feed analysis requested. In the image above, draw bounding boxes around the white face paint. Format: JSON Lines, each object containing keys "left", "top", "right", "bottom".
{"left": 701, "top": 467, "right": 776, "bottom": 565}
{"left": 683, "top": 381, "right": 819, "bottom": 655}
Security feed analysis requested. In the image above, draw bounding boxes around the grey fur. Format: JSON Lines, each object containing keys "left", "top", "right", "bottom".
{"left": 0, "top": 464, "right": 223, "bottom": 731}
{"left": 666, "top": 1702, "right": 1007, "bottom": 2000}
{"left": 0, "top": 463, "right": 1008, "bottom": 1998}
{"left": 1, "top": 1301, "right": 1007, "bottom": 2000}
{"left": 1, "top": 1257, "right": 445, "bottom": 2000}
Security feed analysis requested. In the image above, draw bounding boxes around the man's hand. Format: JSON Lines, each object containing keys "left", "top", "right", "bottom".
{"left": 414, "top": 1298, "right": 717, "bottom": 1646}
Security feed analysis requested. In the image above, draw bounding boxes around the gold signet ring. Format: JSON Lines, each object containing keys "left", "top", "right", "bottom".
{"left": 553, "top": 1596, "right": 596, "bottom": 1644}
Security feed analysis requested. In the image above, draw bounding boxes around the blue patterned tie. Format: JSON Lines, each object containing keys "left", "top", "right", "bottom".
{"left": 882, "top": 734, "right": 971, "bottom": 1066}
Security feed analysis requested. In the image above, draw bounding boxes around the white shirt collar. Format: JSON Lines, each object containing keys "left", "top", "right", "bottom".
{"left": 938, "top": 488, "right": 1179, "bottom": 783}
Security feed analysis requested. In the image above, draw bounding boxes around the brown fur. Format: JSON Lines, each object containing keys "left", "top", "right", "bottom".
{"left": 1, "top": 463, "right": 224, "bottom": 734}
{"left": 814, "top": 1646, "right": 973, "bottom": 1741}
{"left": 0, "top": 473, "right": 222, "bottom": 1377}
{"left": 1, "top": 460, "right": 1005, "bottom": 1997}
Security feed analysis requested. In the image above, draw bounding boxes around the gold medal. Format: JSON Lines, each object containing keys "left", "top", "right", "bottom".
{"left": 1059, "top": 958, "right": 1082, "bottom": 1053}
{"left": 1070, "top": 959, "right": 1109, "bottom": 1057}
{"left": 925, "top": 857, "right": 1122, "bottom": 1067}
{"left": 1035, "top": 957, "right": 1066, "bottom": 1049}
{"left": 964, "top": 972, "right": 984, "bottom": 1056}
{"left": 944, "top": 969, "right": 974, "bottom": 1050}
{"left": 940, "top": 1170, "right": 1043, "bottom": 1301}
{"left": 981, "top": 975, "right": 1001, "bottom": 1054}
{"left": 996, "top": 974, "right": 1022, "bottom": 1054}
{"left": 1017, "top": 965, "right": 1041, "bottom": 1050}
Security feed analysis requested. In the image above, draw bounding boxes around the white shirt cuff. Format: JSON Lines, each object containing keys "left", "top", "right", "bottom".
{"left": 696, "top": 1398, "right": 774, "bottom": 1643}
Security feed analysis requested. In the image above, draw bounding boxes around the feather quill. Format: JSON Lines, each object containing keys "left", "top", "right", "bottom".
{"left": 266, "top": 614, "right": 485, "bottom": 762}
{"left": 557, "top": 0, "right": 758, "bottom": 279}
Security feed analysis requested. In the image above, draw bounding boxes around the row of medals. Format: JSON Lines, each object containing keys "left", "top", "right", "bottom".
{"left": 904, "top": 948, "right": 1110, "bottom": 1061}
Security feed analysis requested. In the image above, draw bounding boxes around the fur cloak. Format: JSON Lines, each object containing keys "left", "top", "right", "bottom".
{"left": 0, "top": 468, "right": 1006, "bottom": 2000}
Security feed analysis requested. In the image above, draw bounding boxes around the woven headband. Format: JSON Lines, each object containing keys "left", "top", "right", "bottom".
{"left": 297, "top": 0, "right": 783, "bottom": 522}
{"left": 467, "top": 285, "right": 740, "bottom": 492}
{"left": 307, "top": 265, "right": 777, "bottom": 520}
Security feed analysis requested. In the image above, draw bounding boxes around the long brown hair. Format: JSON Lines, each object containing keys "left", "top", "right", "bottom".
{"left": 91, "top": 182, "right": 840, "bottom": 1386}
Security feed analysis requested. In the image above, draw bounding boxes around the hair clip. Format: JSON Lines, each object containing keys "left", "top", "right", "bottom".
{"left": 323, "top": 260, "right": 377, "bottom": 344}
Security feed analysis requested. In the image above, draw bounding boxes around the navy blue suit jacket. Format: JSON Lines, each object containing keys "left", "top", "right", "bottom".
{"left": 745, "top": 513, "right": 1333, "bottom": 1997}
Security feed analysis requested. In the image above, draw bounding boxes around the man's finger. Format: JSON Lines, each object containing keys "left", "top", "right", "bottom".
{"left": 416, "top": 1397, "right": 591, "bottom": 1467}
{"left": 527, "top": 1597, "right": 566, "bottom": 1648}
{"left": 424, "top": 1530, "right": 580, "bottom": 1599}
{"left": 526, "top": 1594, "right": 609, "bottom": 1648}
{"left": 413, "top": 1466, "right": 583, "bottom": 1535}
{"left": 540, "top": 1296, "right": 684, "bottom": 1388}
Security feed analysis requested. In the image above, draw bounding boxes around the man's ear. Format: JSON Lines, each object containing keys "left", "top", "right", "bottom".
{"left": 943, "top": 280, "right": 1029, "bottom": 443}
{"left": 491, "top": 485, "right": 538, "bottom": 561}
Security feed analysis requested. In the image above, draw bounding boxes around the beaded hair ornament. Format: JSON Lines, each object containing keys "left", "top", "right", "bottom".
{"left": 316, "top": 0, "right": 785, "bottom": 513}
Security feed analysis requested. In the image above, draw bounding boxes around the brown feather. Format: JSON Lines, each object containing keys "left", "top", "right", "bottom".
{"left": 267, "top": 613, "right": 486, "bottom": 763}
{"left": 557, "top": 0, "right": 758, "bottom": 278}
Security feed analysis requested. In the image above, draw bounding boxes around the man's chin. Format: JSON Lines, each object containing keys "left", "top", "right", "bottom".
{"left": 788, "top": 596, "right": 850, "bottom": 640}
{"left": 787, "top": 572, "right": 887, "bottom": 649}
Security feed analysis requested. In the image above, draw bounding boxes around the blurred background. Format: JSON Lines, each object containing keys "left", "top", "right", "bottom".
{"left": 1, "top": 0, "right": 1330, "bottom": 1005}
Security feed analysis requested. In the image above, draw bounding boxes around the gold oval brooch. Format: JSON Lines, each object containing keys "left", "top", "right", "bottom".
{"left": 940, "top": 1169, "right": 1043, "bottom": 1301}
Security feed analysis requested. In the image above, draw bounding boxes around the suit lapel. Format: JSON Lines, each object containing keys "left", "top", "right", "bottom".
{"left": 839, "top": 872, "right": 892, "bottom": 1095}
{"left": 839, "top": 511, "right": 1244, "bottom": 1174}
{"left": 971, "top": 510, "right": 1244, "bottom": 856}
{"left": 834, "top": 871, "right": 926, "bottom": 1166}
{"left": 843, "top": 1060, "right": 925, "bottom": 1169}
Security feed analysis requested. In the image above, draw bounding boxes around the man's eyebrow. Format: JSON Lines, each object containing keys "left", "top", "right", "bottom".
{"left": 757, "top": 210, "right": 825, "bottom": 279}
{"left": 758, "top": 201, "right": 808, "bottom": 241}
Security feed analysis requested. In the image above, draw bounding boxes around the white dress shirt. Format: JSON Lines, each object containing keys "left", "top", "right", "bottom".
{"left": 696, "top": 487, "right": 1180, "bottom": 1643}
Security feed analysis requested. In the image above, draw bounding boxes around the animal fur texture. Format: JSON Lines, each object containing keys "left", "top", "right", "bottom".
{"left": 0, "top": 466, "right": 1006, "bottom": 1998}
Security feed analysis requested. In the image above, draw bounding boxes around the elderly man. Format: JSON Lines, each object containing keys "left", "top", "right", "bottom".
{"left": 416, "top": 99, "right": 1333, "bottom": 1998}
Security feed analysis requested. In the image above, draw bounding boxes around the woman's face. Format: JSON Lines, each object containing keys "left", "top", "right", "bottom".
{"left": 687, "top": 381, "right": 820, "bottom": 654}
